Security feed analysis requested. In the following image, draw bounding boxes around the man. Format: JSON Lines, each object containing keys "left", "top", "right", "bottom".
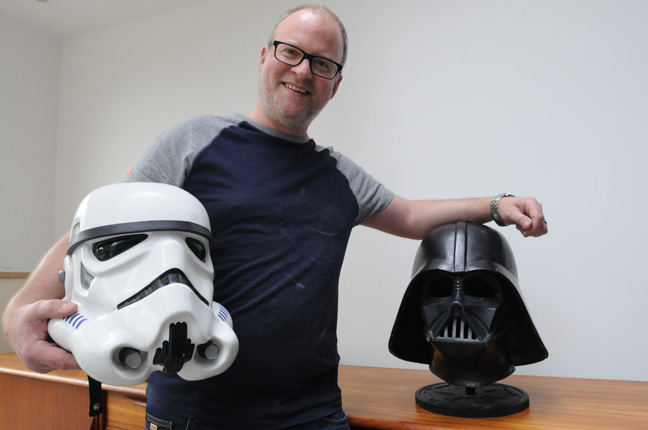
{"left": 3, "top": 5, "right": 547, "bottom": 430}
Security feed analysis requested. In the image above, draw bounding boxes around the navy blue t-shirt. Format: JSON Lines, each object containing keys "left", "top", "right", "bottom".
{"left": 126, "top": 114, "right": 393, "bottom": 428}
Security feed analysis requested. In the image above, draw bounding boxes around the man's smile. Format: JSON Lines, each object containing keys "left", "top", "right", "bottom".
{"left": 284, "top": 82, "right": 309, "bottom": 94}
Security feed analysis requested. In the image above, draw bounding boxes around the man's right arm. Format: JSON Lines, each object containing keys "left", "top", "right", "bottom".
{"left": 1, "top": 233, "right": 81, "bottom": 373}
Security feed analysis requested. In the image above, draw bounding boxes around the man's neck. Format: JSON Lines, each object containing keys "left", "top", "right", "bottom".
{"left": 245, "top": 107, "right": 309, "bottom": 137}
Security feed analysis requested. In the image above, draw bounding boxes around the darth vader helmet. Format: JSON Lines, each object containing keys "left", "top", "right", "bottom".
{"left": 48, "top": 182, "right": 238, "bottom": 386}
{"left": 389, "top": 221, "right": 547, "bottom": 387}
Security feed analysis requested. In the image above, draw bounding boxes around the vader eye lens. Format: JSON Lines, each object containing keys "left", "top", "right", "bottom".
{"left": 425, "top": 276, "right": 454, "bottom": 298}
{"left": 93, "top": 234, "right": 148, "bottom": 261}
{"left": 465, "top": 281, "right": 496, "bottom": 298}
{"left": 186, "top": 238, "right": 207, "bottom": 261}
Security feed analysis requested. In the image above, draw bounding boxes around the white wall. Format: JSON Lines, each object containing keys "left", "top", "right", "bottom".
{"left": 5, "top": 0, "right": 648, "bottom": 381}
{"left": 0, "top": 14, "right": 60, "bottom": 271}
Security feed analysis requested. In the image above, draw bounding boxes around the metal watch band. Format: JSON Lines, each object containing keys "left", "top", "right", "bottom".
{"left": 490, "top": 193, "right": 515, "bottom": 226}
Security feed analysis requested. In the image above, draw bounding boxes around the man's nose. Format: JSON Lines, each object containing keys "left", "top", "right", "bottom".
{"left": 292, "top": 58, "right": 313, "bottom": 77}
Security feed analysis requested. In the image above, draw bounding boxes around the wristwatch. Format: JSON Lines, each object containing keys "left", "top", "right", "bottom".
{"left": 490, "top": 193, "right": 515, "bottom": 226}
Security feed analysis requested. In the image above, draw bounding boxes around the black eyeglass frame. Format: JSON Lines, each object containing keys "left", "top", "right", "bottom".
{"left": 272, "top": 40, "right": 343, "bottom": 80}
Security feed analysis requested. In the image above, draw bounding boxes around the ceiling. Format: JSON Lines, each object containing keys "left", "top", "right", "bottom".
{"left": 0, "top": 0, "right": 211, "bottom": 41}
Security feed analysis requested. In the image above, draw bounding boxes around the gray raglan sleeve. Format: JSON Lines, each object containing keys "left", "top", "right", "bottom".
{"left": 125, "top": 115, "right": 227, "bottom": 187}
{"left": 326, "top": 148, "right": 395, "bottom": 225}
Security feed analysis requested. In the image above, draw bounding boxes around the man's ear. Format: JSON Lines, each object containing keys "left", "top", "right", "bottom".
{"left": 258, "top": 45, "right": 269, "bottom": 72}
{"left": 330, "top": 74, "right": 343, "bottom": 99}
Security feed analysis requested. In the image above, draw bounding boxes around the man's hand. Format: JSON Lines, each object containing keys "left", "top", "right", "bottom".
{"left": 498, "top": 196, "right": 548, "bottom": 237}
{"left": 5, "top": 299, "right": 81, "bottom": 373}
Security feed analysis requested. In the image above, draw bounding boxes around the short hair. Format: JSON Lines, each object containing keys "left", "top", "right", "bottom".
{"left": 267, "top": 4, "right": 348, "bottom": 66}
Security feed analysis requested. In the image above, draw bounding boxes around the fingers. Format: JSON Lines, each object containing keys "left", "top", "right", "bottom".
{"left": 517, "top": 218, "right": 548, "bottom": 237}
{"left": 501, "top": 197, "right": 548, "bottom": 237}
{"left": 523, "top": 198, "right": 547, "bottom": 237}
{"left": 37, "top": 299, "right": 78, "bottom": 319}
{"left": 12, "top": 299, "right": 80, "bottom": 373}
{"left": 21, "top": 340, "right": 82, "bottom": 373}
{"left": 519, "top": 202, "right": 548, "bottom": 237}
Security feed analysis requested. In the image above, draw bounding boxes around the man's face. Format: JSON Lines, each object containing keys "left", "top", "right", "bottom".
{"left": 257, "top": 10, "right": 344, "bottom": 135}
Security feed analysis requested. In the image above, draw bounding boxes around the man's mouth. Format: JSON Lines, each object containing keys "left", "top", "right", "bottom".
{"left": 117, "top": 269, "right": 209, "bottom": 309}
{"left": 284, "top": 82, "right": 308, "bottom": 94}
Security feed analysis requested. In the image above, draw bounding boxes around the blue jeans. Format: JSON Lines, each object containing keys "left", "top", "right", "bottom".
{"left": 145, "top": 402, "right": 350, "bottom": 430}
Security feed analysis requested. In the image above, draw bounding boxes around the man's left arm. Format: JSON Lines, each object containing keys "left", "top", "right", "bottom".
{"left": 362, "top": 194, "right": 547, "bottom": 240}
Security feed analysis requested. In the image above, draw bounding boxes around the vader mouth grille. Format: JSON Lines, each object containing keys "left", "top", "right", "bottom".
{"left": 438, "top": 318, "right": 478, "bottom": 341}
{"left": 117, "top": 269, "right": 209, "bottom": 310}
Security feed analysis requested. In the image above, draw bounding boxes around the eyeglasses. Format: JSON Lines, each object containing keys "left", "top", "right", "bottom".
{"left": 272, "top": 41, "right": 343, "bottom": 80}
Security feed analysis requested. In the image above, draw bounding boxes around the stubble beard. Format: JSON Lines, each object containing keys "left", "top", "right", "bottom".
{"left": 259, "top": 78, "right": 325, "bottom": 133}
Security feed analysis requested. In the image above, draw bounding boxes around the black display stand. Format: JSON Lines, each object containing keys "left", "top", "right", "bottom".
{"left": 415, "top": 382, "right": 529, "bottom": 418}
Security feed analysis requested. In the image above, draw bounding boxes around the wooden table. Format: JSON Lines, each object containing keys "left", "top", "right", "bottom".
{"left": 0, "top": 352, "right": 145, "bottom": 430}
{"left": 2, "top": 352, "right": 647, "bottom": 429}
{"left": 339, "top": 365, "right": 648, "bottom": 429}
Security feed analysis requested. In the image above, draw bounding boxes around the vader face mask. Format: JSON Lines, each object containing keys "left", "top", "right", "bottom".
{"left": 48, "top": 182, "right": 238, "bottom": 386}
{"left": 389, "top": 221, "right": 547, "bottom": 388}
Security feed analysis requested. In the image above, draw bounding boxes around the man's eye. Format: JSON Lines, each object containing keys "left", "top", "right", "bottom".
{"left": 313, "top": 59, "right": 331, "bottom": 71}
{"left": 93, "top": 234, "right": 148, "bottom": 261}
{"left": 281, "top": 47, "right": 299, "bottom": 57}
{"left": 186, "top": 237, "right": 207, "bottom": 262}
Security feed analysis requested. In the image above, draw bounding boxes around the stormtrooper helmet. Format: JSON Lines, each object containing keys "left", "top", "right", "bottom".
{"left": 48, "top": 182, "right": 238, "bottom": 386}
{"left": 389, "top": 221, "right": 547, "bottom": 388}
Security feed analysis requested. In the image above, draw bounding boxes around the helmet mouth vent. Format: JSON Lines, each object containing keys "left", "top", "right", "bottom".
{"left": 438, "top": 317, "right": 478, "bottom": 341}
{"left": 117, "top": 269, "right": 209, "bottom": 310}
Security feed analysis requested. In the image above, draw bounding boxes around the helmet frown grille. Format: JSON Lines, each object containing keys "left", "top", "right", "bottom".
{"left": 439, "top": 318, "right": 478, "bottom": 340}
{"left": 117, "top": 269, "right": 208, "bottom": 310}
